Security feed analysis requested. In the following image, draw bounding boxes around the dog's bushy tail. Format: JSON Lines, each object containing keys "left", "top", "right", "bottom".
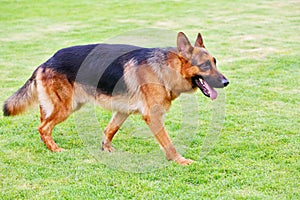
{"left": 3, "top": 72, "right": 38, "bottom": 116}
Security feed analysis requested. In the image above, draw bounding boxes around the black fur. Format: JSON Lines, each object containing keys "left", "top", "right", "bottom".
{"left": 98, "top": 48, "right": 163, "bottom": 94}
{"left": 43, "top": 44, "right": 99, "bottom": 82}
{"left": 43, "top": 44, "right": 165, "bottom": 95}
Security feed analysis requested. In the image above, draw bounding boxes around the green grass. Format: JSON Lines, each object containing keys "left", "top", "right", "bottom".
{"left": 1, "top": 0, "right": 299, "bottom": 199}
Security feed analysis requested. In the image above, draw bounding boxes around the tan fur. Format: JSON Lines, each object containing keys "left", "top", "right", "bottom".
{"left": 35, "top": 68, "right": 74, "bottom": 152}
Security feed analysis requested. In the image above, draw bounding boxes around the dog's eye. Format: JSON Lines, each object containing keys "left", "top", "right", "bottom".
{"left": 200, "top": 65, "right": 211, "bottom": 71}
{"left": 198, "top": 60, "right": 212, "bottom": 71}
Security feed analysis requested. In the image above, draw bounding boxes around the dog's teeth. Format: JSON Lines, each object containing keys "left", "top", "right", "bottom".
{"left": 199, "top": 78, "right": 204, "bottom": 85}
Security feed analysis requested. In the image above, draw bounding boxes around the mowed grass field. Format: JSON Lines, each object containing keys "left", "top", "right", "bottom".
{"left": 0, "top": 0, "right": 299, "bottom": 199}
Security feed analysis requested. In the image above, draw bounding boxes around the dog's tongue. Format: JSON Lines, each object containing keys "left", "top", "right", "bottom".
{"left": 204, "top": 81, "right": 218, "bottom": 100}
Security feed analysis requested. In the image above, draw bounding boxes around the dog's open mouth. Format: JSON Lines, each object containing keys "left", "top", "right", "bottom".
{"left": 193, "top": 76, "right": 218, "bottom": 100}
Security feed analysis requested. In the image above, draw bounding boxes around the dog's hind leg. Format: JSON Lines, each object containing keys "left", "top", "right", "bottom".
{"left": 36, "top": 68, "right": 73, "bottom": 152}
{"left": 38, "top": 92, "right": 73, "bottom": 152}
{"left": 38, "top": 96, "right": 73, "bottom": 151}
{"left": 102, "top": 112, "right": 128, "bottom": 152}
{"left": 38, "top": 109, "right": 71, "bottom": 152}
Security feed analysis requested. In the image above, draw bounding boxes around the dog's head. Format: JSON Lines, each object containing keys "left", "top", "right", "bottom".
{"left": 177, "top": 32, "right": 229, "bottom": 100}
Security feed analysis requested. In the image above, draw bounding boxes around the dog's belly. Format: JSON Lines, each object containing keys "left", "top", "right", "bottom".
{"left": 73, "top": 83, "right": 143, "bottom": 114}
{"left": 96, "top": 94, "right": 143, "bottom": 114}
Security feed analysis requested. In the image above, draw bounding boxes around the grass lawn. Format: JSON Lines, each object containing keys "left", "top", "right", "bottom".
{"left": 0, "top": 0, "right": 299, "bottom": 199}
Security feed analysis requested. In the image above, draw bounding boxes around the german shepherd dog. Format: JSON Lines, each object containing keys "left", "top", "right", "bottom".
{"left": 3, "top": 32, "right": 229, "bottom": 165}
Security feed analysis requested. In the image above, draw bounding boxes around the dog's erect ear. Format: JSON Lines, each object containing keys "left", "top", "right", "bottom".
{"left": 177, "top": 32, "right": 193, "bottom": 58}
{"left": 194, "top": 32, "right": 205, "bottom": 48}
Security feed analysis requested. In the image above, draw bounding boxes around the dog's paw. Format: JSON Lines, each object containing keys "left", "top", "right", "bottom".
{"left": 175, "top": 157, "right": 194, "bottom": 166}
{"left": 101, "top": 142, "right": 115, "bottom": 152}
{"left": 52, "top": 147, "right": 65, "bottom": 152}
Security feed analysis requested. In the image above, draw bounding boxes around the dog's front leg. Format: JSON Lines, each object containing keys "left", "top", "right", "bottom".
{"left": 142, "top": 105, "right": 194, "bottom": 166}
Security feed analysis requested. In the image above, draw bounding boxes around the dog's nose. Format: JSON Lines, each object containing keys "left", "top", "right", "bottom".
{"left": 222, "top": 79, "right": 229, "bottom": 87}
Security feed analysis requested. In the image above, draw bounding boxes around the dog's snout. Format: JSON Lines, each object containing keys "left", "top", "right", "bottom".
{"left": 222, "top": 78, "right": 229, "bottom": 87}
